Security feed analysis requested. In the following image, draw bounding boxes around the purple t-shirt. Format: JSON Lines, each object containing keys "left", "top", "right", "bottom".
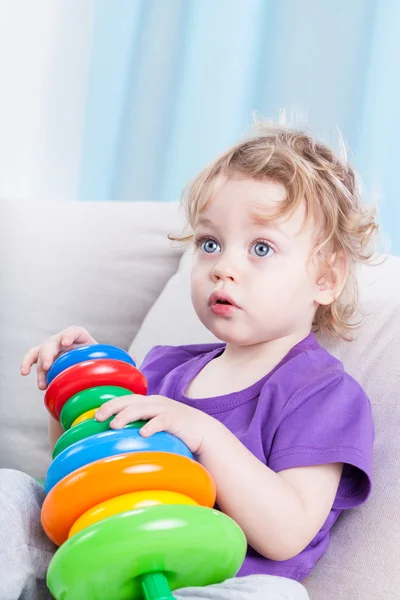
{"left": 140, "top": 332, "right": 373, "bottom": 581}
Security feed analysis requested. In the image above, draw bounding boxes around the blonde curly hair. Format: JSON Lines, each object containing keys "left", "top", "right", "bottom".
{"left": 172, "top": 118, "right": 379, "bottom": 341}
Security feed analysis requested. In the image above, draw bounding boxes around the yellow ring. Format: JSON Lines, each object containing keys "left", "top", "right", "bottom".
{"left": 71, "top": 408, "right": 99, "bottom": 427}
{"left": 69, "top": 490, "right": 198, "bottom": 538}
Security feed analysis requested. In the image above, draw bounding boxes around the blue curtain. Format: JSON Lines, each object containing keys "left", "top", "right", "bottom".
{"left": 78, "top": 0, "right": 400, "bottom": 254}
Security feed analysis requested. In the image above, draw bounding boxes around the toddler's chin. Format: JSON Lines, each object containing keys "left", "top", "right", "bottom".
{"left": 206, "top": 320, "right": 255, "bottom": 346}
{"left": 195, "top": 307, "right": 260, "bottom": 346}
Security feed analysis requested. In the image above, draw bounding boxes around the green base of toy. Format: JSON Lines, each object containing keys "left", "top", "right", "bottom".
{"left": 140, "top": 573, "right": 173, "bottom": 600}
{"left": 47, "top": 504, "right": 246, "bottom": 600}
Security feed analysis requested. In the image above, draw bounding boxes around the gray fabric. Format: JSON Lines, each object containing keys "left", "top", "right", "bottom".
{"left": 0, "top": 469, "right": 309, "bottom": 600}
{"left": 174, "top": 576, "right": 309, "bottom": 599}
{"left": 0, "top": 470, "right": 55, "bottom": 600}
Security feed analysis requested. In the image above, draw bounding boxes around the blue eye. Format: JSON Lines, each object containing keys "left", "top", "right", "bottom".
{"left": 251, "top": 241, "right": 274, "bottom": 258}
{"left": 200, "top": 238, "right": 221, "bottom": 253}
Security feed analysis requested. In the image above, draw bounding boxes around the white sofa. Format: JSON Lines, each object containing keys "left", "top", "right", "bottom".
{"left": 1, "top": 200, "right": 399, "bottom": 600}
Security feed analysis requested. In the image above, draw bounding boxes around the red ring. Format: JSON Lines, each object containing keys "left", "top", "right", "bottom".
{"left": 44, "top": 359, "right": 147, "bottom": 420}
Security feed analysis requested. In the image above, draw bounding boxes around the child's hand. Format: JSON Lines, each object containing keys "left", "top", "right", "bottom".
{"left": 20, "top": 325, "right": 97, "bottom": 390}
{"left": 95, "top": 394, "right": 220, "bottom": 455}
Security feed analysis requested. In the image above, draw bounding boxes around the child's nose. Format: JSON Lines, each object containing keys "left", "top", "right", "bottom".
{"left": 211, "top": 260, "right": 237, "bottom": 282}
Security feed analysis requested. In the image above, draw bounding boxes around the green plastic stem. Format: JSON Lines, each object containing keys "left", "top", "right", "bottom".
{"left": 140, "top": 572, "right": 174, "bottom": 600}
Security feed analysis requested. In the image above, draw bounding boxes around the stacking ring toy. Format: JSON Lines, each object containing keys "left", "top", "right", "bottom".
{"left": 52, "top": 418, "right": 147, "bottom": 459}
{"left": 68, "top": 490, "right": 198, "bottom": 538}
{"left": 45, "top": 429, "right": 193, "bottom": 493}
{"left": 70, "top": 408, "right": 98, "bottom": 427}
{"left": 42, "top": 451, "right": 216, "bottom": 545}
{"left": 46, "top": 344, "right": 135, "bottom": 385}
{"left": 60, "top": 385, "right": 133, "bottom": 430}
{"left": 45, "top": 358, "right": 147, "bottom": 419}
{"left": 48, "top": 505, "right": 246, "bottom": 600}
{"left": 40, "top": 344, "right": 246, "bottom": 599}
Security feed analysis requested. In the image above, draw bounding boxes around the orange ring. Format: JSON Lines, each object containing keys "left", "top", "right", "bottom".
{"left": 41, "top": 452, "right": 216, "bottom": 546}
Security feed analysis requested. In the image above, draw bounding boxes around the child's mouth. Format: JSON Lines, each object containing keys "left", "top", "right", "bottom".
{"left": 209, "top": 293, "right": 239, "bottom": 317}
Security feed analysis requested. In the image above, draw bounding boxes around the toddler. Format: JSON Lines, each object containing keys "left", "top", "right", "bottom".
{"left": 4, "top": 120, "right": 377, "bottom": 600}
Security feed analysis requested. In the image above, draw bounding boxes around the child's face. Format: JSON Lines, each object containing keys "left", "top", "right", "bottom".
{"left": 191, "top": 177, "right": 329, "bottom": 346}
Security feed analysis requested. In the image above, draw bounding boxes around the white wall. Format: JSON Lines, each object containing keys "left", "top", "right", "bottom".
{"left": 0, "top": 0, "right": 93, "bottom": 200}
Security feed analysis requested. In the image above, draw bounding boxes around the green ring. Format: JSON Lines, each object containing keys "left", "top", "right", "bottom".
{"left": 60, "top": 386, "right": 133, "bottom": 430}
{"left": 52, "top": 418, "right": 148, "bottom": 459}
{"left": 47, "top": 505, "right": 246, "bottom": 600}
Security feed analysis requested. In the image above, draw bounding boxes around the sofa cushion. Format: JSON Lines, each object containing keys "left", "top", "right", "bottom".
{"left": 130, "top": 250, "right": 400, "bottom": 600}
{"left": 0, "top": 201, "right": 183, "bottom": 479}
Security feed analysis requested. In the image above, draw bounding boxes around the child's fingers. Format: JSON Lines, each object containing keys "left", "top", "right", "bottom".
{"left": 36, "top": 366, "right": 48, "bottom": 390}
{"left": 139, "top": 415, "right": 168, "bottom": 437}
{"left": 20, "top": 345, "right": 41, "bottom": 375}
{"left": 95, "top": 396, "right": 138, "bottom": 421}
{"left": 60, "top": 325, "right": 85, "bottom": 348}
{"left": 38, "top": 336, "right": 65, "bottom": 372}
{"left": 60, "top": 325, "right": 96, "bottom": 348}
{"left": 36, "top": 335, "right": 67, "bottom": 389}
{"left": 38, "top": 327, "right": 87, "bottom": 371}
{"left": 21, "top": 326, "right": 97, "bottom": 390}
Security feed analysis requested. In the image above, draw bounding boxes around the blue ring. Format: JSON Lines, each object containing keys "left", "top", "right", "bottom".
{"left": 44, "top": 429, "right": 193, "bottom": 493}
{"left": 46, "top": 344, "right": 136, "bottom": 385}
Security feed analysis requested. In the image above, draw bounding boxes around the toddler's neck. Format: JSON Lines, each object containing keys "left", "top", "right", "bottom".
{"left": 185, "top": 329, "right": 312, "bottom": 399}
{"left": 220, "top": 329, "right": 312, "bottom": 369}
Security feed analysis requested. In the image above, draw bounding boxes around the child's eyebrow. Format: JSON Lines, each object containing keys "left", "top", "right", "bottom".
{"left": 251, "top": 215, "right": 292, "bottom": 240}
{"left": 251, "top": 211, "right": 279, "bottom": 226}
{"left": 195, "top": 215, "right": 292, "bottom": 241}
{"left": 195, "top": 217, "right": 214, "bottom": 227}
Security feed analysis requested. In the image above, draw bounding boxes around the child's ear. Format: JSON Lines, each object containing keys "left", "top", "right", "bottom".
{"left": 315, "top": 251, "right": 348, "bottom": 306}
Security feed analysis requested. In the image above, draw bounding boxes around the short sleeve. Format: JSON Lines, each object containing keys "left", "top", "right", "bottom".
{"left": 139, "top": 345, "right": 176, "bottom": 395}
{"left": 268, "top": 371, "right": 373, "bottom": 509}
{"left": 139, "top": 345, "right": 162, "bottom": 376}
